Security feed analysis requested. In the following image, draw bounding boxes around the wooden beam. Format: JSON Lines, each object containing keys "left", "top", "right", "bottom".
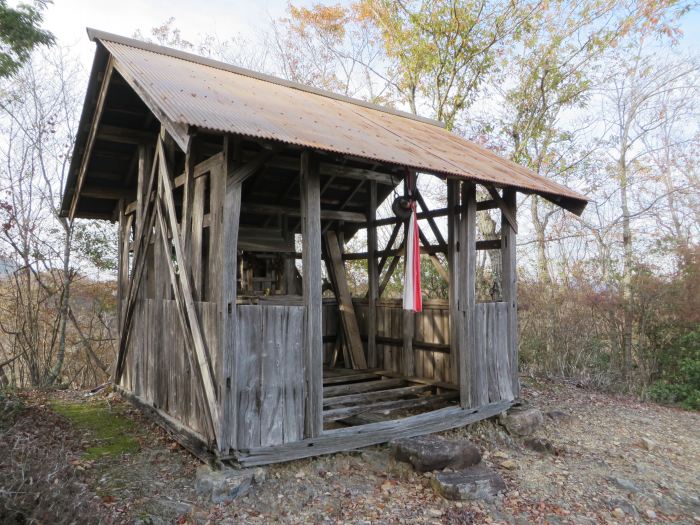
{"left": 459, "top": 183, "right": 481, "bottom": 408}
{"left": 378, "top": 239, "right": 404, "bottom": 298}
{"left": 501, "top": 188, "right": 519, "bottom": 399}
{"left": 80, "top": 185, "right": 133, "bottom": 200}
{"left": 377, "top": 221, "right": 401, "bottom": 275}
{"left": 486, "top": 185, "right": 518, "bottom": 234}
{"left": 96, "top": 124, "right": 157, "bottom": 145}
{"left": 219, "top": 137, "right": 243, "bottom": 452}
{"left": 323, "top": 230, "right": 367, "bottom": 370}
{"left": 69, "top": 57, "right": 114, "bottom": 219}
{"left": 367, "top": 180, "right": 378, "bottom": 369}
{"left": 401, "top": 177, "right": 415, "bottom": 377}
{"left": 242, "top": 203, "right": 366, "bottom": 223}
{"left": 363, "top": 200, "right": 498, "bottom": 229}
{"left": 231, "top": 149, "right": 276, "bottom": 185}
{"left": 300, "top": 150, "right": 323, "bottom": 438}
{"left": 265, "top": 157, "right": 398, "bottom": 185}
{"left": 231, "top": 400, "right": 512, "bottom": 466}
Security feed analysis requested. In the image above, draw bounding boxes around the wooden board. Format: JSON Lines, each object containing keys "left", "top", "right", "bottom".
{"left": 232, "top": 400, "right": 511, "bottom": 466}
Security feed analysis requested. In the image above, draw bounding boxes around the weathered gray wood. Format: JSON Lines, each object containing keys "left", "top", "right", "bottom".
{"left": 281, "top": 306, "right": 305, "bottom": 443}
{"left": 233, "top": 400, "right": 512, "bottom": 466}
{"left": 324, "top": 230, "right": 367, "bottom": 370}
{"left": 459, "top": 182, "right": 479, "bottom": 408}
{"left": 323, "top": 372, "right": 380, "bottom": 385}
{"left": 156, "top": 134, "right": 222, "bottom": 446}
{"left": 208, "top": 161, "right": 225, "bottom": 302}
{"left": 486, "top": 185, "right": 518, "bottom": 234}
{"left": 324, "top": 391, "right": 457, "bottom": 422}
{"left": 220, "top": 137, "right": 242, "bottom": 452}
{"left": 446, "top": 182, "right": 459, "bottom": 386}
{"left": 235, "top": 305, "right": 262, "bottom": 448}
{"left": 323, "top": 378, "right": 406, "bottom": 397}
{"left": 190, "top": 175, "right": 205, "bottom": 300}
{"left": 367, "top": 180, "right": 378, "bottom": 368}
{"left": 501, "top": 188, "right": 519, "bottom": 398}
{"left": 242, "top": 203, "right": 366, "bottom": 223}
{"left": 300, "top": 150, "right": 323, "bottom": 438}
{"left": 323, "top": 384, "right": 432, "bottom": 407}
{"left": 364, "top": 200, "right": 500, "bottom": 229}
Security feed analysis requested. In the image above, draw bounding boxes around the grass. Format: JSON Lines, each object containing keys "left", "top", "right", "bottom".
{"left": 50, "top": 398, "right": 140, "bottom": 460}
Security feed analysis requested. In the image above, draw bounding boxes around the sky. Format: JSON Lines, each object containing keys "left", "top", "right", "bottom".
{"left": 41, "top": 0, "right": 700, "bottom": 78}
{"left": 43, "top": 0, "right": 315, "bottom": 65}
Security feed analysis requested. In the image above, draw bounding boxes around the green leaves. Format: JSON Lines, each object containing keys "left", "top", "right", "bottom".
{"left": 0, "top": 0, "right": 54, "bottom": 78}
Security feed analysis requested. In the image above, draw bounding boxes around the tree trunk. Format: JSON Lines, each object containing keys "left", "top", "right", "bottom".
{"left": 619, "top": 154, "right": 633, "bottom": 382}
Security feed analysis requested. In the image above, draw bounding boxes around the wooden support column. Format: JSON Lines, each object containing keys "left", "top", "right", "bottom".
{"left": 219, "top": 137, "right": 242, "bottom": 452}
{"left": 401, "top": 176, "right": 415, "bottom": 377}
{"left": 300, "top": 150, "right": 323, "bottom": 438}
{"left": 501, "top": 188, "right": 519, "bottom": 399}
{"left": 447, "top": 180, "right": 459, "bottom": 386}
{"left": 458, "top": 182, "right": 481, "bottom": 408}
{"left": 367, "top": 180, "right": 379, "bottom": 368}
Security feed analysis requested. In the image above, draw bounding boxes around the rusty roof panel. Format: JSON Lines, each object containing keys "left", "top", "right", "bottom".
{"left": 93, "top": 31, "right": 587, "bottom": 214}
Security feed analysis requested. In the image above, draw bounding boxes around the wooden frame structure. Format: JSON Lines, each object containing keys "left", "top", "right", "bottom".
{"left": 61, "top": 29, "right": 587, "bottom": 466}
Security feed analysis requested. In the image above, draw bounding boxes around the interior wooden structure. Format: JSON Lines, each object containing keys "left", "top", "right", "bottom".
{"left": 61, "top": 30, "right": 586, "bottom": 466}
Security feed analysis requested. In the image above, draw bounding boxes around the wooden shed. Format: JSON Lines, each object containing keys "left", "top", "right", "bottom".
{"left": 61, "top": 29, "right": 587, "bottom": 466}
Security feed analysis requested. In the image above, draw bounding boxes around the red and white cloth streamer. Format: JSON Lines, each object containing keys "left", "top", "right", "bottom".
{"left": 402, "top": 201, "right": 422, "bottom": 312}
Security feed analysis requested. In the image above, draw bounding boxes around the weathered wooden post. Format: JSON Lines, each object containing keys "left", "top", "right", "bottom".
{"left": 300, "top": 150, "right": 323, "bottom": 437}
{"left": 501, "top": 188, "right": 518, "bottom": 398}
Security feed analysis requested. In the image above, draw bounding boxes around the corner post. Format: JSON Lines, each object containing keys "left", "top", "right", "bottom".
{"left": 401, "top": 175, "right": 415, "bottom": 377}
{"left": 300, "top": 150, "right": 323, "bottom": 437}
{"left": 501, "top": 188, "right": 519, "bottom": 398}
{"left": 458, "top": 182, "right": 479, "bottom": 408}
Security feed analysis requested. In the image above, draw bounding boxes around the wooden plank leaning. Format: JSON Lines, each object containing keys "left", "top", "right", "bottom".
{"left": 323, "top": 230, "right": 368, "bottom": 370}
{"left": 155, "top": 135, "right": 222, "bottom": 447}
{"left": 114, "top": 142, "right": 160, "bottom": 383}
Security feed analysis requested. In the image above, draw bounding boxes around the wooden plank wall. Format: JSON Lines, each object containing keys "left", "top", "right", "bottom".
{"left": 323, "top": 298, "right": 514, "bottom": 401}
{"left": 474, "top": 302, "right": 514, "bottom": 403}
{"left": 124, "top": 298, "right": 218, "bottom": 436}
{"left": 235, "top": 304, "right": 305, "bottom": 449}
{"left": 119, "top": 154, "right": 226, "bottom": 441}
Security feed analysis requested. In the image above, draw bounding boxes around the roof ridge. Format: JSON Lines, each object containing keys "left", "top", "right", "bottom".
{"left": 85, "top": 27, "right": 445, "bottom": 129}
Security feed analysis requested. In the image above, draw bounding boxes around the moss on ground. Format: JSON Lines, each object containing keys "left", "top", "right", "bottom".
{"left": 50, "top": 399, "right": 140, "bottom": 460}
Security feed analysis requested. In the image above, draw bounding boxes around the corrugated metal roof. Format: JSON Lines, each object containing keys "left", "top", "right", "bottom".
{"left": 89, "top": 29, "right": 587, "bottom": 214}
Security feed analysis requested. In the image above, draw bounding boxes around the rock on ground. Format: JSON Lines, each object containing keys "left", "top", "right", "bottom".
{"left": 391, "top": 434, "right": 482, "bottom": 472}
{"left": 195, "top": 465, "right": 266, "bottom": 504}
{"left": 499, "top": 406, "right": 544, "bottom": 436}
{"left": 431, "top": 464, "right": 507, "bottom": 501}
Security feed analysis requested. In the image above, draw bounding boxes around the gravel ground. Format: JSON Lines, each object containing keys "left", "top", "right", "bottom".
{"left": 15, "top": 380, "right": 700, "bottom": 524}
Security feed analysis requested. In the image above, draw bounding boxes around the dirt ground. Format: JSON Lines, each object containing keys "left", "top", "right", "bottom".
{"left": 1, "top": 380, "right": 698, "bottom": 524}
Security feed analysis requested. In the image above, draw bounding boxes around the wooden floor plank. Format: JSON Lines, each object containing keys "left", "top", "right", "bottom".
{"left": 230, "top": 400, "right": 512, "bottom": 466}
{"left": 323, "top": 372, "right": 382, "bottom": 385}
{"left": 324, "top": 392, "right": 458, "bottom": 422}
{"left": 323, "top": 384, "right": 432, "bottom": 407}
{"left": 323, "top": 378, "right": 406, "bottom": 397}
